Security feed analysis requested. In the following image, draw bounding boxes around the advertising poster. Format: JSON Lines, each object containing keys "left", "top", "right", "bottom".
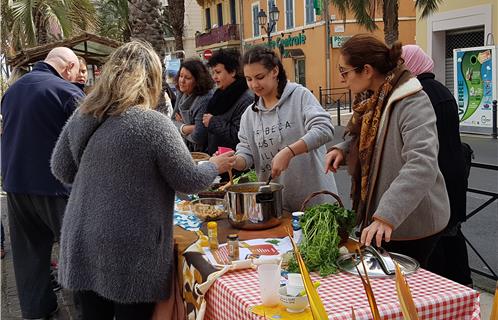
{"left": 454, "top": 46, "right": 497, "bottom": 133}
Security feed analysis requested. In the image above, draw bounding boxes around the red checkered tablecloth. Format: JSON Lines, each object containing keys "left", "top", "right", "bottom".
{"left": 204, "top": 268, "right": 480, "bottom": 320}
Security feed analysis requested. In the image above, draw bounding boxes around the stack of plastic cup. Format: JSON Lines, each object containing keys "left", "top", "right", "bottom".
{"left": 257, "top": 263, "right": 281, "bottom": 306}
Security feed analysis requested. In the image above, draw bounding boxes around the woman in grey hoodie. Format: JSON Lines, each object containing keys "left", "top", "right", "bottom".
{"left": 232, "top": 46, "right": 337, "bottom": 212}
{"left": 50, "top": 41, "right": 235, "bottom": 319}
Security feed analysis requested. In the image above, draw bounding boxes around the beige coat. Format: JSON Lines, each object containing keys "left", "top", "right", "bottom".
{"left": 338, "top": 78, "right": 450, "bottom": 240}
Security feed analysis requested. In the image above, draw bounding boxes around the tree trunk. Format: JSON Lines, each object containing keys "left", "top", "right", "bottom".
{"left": 166, "top": 0, "right": 185, "bottom": 51}
{"left": 34, "top": 9, "right": 49, "bottom": 45}
{"left": 382, "top": 0, "right": 399, "bottom": 46}
{"left": 129, "top": 0, "right": 166, "bottom": 62}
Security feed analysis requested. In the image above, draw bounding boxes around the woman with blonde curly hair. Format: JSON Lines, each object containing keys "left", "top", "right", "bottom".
{"left": 51, "top": 41, "right": 235, "bottom": 319}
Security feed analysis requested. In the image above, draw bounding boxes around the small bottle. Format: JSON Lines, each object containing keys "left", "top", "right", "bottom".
{"left": 207, "top": 221, "right": 219, "bottom": 250}
{"left": 292, "top": 212, "right": 305, "bottom": 244}
{"left": 227, "top": 234, "right": 240, "bottom": 260}
{"left": 199, "top": 235, "right": 209, "bottom": 248}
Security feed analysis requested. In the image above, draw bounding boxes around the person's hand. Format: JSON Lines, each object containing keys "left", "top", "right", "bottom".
{"left": 202, "top": 114, "right": 213, "bottom": 127}
{"left": 175, "top": 113, "right": 183, "bottom": 122}
{"left": 271, "top": 147, "right": 294, "bottom": 178}
{"left": 324, "top": 148, "right": 344, "bottom": 173}
{"left": 209, "top": 151, "right": 236, "bottom": 174}
{"left": 360, "top": 219, "right": 393, "bottom": 247}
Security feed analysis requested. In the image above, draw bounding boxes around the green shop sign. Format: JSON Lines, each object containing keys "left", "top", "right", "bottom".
{"left": 245, "top": 34, "right": 306, "bottom": 52}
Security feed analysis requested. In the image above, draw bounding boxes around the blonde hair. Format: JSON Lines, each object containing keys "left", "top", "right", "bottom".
{"left": 80, "top": 40, "right": 163, "bottom": 119}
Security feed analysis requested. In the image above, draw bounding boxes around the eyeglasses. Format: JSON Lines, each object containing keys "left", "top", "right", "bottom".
{"left": 338, "top": 65, "right": 358, "bottom": 79}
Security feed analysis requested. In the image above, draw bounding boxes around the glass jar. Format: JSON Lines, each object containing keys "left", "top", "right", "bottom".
{"left": 227, "top": 234, "right": 239, "bottom": 260}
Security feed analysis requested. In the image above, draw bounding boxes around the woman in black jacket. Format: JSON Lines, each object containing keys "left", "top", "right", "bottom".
{"left": 402, "top": 45, "right": 472, "bottom": 286}
{"left": 203, "top": 49, "right": 253, "bottom": 156}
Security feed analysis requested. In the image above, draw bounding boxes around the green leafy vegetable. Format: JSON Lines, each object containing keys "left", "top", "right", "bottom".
{"left": 287, "top": 203, "right": 356, "bottom": 276}
{"left": 233, "top": 170, "right": 258, "bottom": 184}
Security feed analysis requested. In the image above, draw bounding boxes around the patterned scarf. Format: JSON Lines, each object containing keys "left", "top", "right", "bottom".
{"left": 344, "top": 65, "right": 410, "bottom": 226}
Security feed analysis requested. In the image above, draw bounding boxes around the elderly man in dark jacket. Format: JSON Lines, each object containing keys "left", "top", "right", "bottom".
{"left": 1, "top": 47, "right": 83, "bottom": 319}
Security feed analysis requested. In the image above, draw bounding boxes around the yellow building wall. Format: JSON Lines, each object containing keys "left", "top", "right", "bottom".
{"left": 241, "top": 0, "right": 416, "bottom": 97}
{"left": 415, "top": 0, "right": 498, "bottom": 50}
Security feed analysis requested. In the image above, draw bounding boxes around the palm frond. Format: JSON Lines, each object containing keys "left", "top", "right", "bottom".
{"left": 415, "top": 0, "right": 443, "bottom": 19}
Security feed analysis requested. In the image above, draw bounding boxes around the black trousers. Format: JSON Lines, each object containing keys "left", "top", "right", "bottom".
{"left": 383, "top": 232, "right": 442, "bottom": 269}
{"left": 427, "top": 226, "right": 473, "bottom": 286}
{"left": 75, "top": 290, "right": 156, "bottom": 320}
{"left": 6, "top": 193, "right": 67, "bottom": 319}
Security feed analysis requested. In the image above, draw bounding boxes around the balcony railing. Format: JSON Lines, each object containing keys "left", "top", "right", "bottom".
{"left": 195, "top": 24, "right": 240, "bottom": 47}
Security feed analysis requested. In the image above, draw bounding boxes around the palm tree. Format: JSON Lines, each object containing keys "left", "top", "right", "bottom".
{"left": 95, "top": 0, "right": 131, "bottom": 42}
{"left": 129, "top": 0, "right": 167, "bottom": 61}
{"left": 1, "top": 0, "right": 98, "bottom": 55}
{"left": 164, "top": 0, "right": 185, "bottom": 51}
{"left": 331, "top": 0, "right": 443, "bottom": 45}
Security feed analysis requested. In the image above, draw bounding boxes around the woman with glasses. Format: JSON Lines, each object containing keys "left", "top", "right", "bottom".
{"left": 231, "top": 46, "right": 337, "bottom": 212}
{"left": 325, "top": 34, "right": 450, "bottom": 268}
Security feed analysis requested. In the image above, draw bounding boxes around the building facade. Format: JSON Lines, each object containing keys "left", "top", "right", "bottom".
{"left": 241, "top": 0, "right": 417, "bottom": 96}
{"left": 415, "top": 1, "right": 497, "bottom": 89}
{"left": 194, "top": 0, "right": 244, "bottom": 56}
{"left": 193, "top": 0, "right": 417, "bottom": 97}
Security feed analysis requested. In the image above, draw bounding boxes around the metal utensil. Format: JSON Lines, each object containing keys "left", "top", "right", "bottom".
{"left": 365, "top": 246, "right": 396, "bottom": 275}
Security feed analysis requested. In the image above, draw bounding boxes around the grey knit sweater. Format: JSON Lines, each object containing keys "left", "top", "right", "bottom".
{"left": 50, "top": 107, "right": 218, "bottom": 303}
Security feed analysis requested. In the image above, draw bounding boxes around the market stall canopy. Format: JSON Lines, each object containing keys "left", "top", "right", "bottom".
{"left": 7, "top": 32, "right": 122, "bottom": 68}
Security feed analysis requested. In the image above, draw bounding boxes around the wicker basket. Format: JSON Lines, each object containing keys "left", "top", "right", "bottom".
{"left": 300, "top": 190, "right": 350, "bottom": 245}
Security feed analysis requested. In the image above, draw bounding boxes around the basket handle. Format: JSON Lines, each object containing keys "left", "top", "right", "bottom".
{"left": 300, "top": 190, "right": 344, "bottom": 211}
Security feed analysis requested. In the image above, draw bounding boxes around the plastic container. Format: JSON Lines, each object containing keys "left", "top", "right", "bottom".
{"left": 257, "top": 263, "right": 281, "bottom": 306}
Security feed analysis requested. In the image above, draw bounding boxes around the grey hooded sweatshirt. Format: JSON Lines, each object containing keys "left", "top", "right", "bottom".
{"left": 236, "top": 82, "right": 338, "bottom": 212}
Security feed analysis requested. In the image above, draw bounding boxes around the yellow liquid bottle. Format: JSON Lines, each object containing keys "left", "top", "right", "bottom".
{"left": 207, "top": 221, "right": 219, "bottom": 250}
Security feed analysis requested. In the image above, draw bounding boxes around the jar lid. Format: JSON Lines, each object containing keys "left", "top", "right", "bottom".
{"left": 227, "top": 234, "right": 239, "bottom": 240}
{"left": 207, "top": 221, "right": 217, "bottom": 228}
{"left": 292, "top": 211, "right": 305, "bottom": 217}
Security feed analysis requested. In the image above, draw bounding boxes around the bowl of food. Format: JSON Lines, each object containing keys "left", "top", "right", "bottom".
{"left": 175, "top": 200, "right": 192, "bottom": 213}
{"left": 191, "top": 152, "right": 210, "bottom": 164}
{"left": 278, "top": 286, "right": 309, "bottom": 313}
{"left": 190, "top": 198, "right": 226, "bottom": 221}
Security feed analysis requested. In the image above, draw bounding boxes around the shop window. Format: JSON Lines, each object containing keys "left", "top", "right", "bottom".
{"left": 305, "top": 0, "right": 315, "bottom": 25}
{"left": 252, "top": 3, "right": 260, "bottom": 37}
{"left": 295, "top": 59, "right": 306, "bottom": 87}
{"left": 229, "top": 0, "right": 236, "bottom": 24}
{"left": 217, "top": 3, "right": 223, "bottom": 26}
{"left": 285, "top": 0, "right": 294, "bottom": 29}
{"left": 205, "top": 8, "right": 211, "bottom": 30}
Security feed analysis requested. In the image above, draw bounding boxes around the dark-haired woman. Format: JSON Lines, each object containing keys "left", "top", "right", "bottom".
{"left": 325, "top": 34, "right": 450, "bottom": 267}
{"left": 204, "top": 49, "right": 253, "bottom": 156}
{"left": 172, "top": 59, "right": 214, "bottom": 151}
{"left": 232, "top": 46, "right": 337, "bottom": 212}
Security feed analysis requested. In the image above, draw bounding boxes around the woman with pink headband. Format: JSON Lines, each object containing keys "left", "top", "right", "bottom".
{"left": 402, "top": 45, "right": 472, "bottom": 287}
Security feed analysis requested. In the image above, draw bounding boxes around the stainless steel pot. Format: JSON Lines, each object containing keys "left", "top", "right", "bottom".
{"left": 225, "top": 182, "right": 284, "bottom": 230}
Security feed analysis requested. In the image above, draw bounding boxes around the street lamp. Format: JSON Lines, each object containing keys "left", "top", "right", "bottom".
{"left": 258, "top": 5, "right": 280, "bottom": 47}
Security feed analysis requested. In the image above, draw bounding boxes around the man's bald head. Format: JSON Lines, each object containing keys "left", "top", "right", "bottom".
{"left": 45, "top": 47, "right": 80, "bottom": 82}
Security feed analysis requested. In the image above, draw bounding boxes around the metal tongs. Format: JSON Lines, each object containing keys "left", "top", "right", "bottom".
{"left": 364, "top": 245, "right": 396, "bottom": 275}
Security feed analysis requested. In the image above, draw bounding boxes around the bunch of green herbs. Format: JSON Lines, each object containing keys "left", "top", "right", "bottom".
{"left": 233, "top": 170, "right": 258, "bottom": 184}
{"left": 287, "top": 203, "right": 356, "bottom": 276}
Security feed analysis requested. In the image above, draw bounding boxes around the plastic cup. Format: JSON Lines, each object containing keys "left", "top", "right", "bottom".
{"left": 257, "top": 263, "right": 281, "bottom": 306}
{"left": 287, "top": 273, "right": 305, "bottom": 296}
